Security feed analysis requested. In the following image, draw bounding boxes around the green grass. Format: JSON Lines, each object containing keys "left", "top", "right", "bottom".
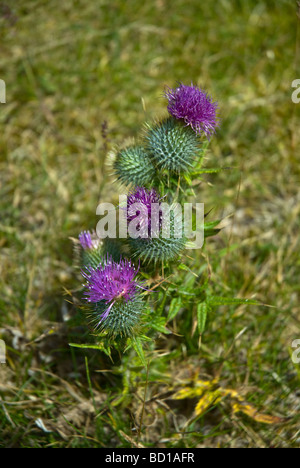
{"left": 0, "top": 0, "right": 299, "bottom": 448}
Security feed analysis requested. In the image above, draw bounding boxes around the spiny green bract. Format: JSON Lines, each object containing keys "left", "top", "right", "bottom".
{"left": 81, "top": 239, "right": 122, "bottom": 269}
{"left": 89, "top": 296, "right": 145, "bottom": 337}
{"left": 145, "top": 117, "right": 202, "bottom": 173}
{"left": 113, "top": 145, "right": 156, "bottom": 187}
{"left": 129, "top": 202, "right": 186, "bottom": 264}
{"left": 81, "top": 247, "right": 103, "bottom": 270}
{"left": 130, "top": 235, "right": 186, "bottom": 264}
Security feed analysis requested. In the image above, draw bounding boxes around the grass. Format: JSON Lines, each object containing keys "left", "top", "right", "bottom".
{"left": 0, "top": 0, "right": 299, "bottom": 448}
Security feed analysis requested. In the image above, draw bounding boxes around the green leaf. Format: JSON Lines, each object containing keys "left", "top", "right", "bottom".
{"left": 69, "top": 342, "right": 112, "bottom": 358}
{"left": 130, "top": 336, "right": 147, "bottom": 367}
{"left": 204, "top": 220, "right": 222, "bottom": 230}
{"left": 177, "top": 287, "right": 197, "bottom": 296}
{"left": 204, "top": 229, "right": 221, "bottom": 238}
{"left": 167, "top": 297, "right": 182, "bottom": 321}
{"left": 202, "top": 220, "right": 222, "bottom": 239}
{"left": 157, "top": 293, "right": 168, "bottom": 314}
{"left": 197, "top": 302, "right": 208, "bottom": 335}
{"left": 208, "top": 296, "right": 260, "bottom": 306}
{"left": 189, "top": 167, "right": 231, "bottom": 176}
{"left": 178, "top": 263, "right": 198, "bottom": 278}
{"left": 178, "top": 263, "right": 192, "bottom": 273}
{"left": 183, "top": 173, "right": 193, "bottom": 185}
{"left": 139, "top": 334, "right": 153, "bottom": 342}
{"left": 150, "top": 316, "right": 171, "bottom": 334}
{"left": 69, "top": 343, "right": 103, "bottom": 350}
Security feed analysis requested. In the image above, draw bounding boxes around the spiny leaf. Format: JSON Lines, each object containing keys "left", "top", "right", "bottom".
{"left": 197, "top": 302, "right": 209, "bottom": 335}
{"left": 138, "top": 334, "right": 153, "bottom": 342}
{"left": 189, "top": 167, "right": 226, "bottom": 176}
{"left": 183, "top": 173, "right": 193, "bottom": 185}
{"left": 204, "top": 229, "right": 221, "bottom": 238}
{"left": 202, "top": 220, "right": 222, "bottom": 239}
{"left": 69, "top": 342, "right": 112, "bottom": 358}
{"left": 178, "top": 263, "right": 193, "bottom": 273}
{"left": 156, "top": 292, "right": 168, "bottom": 314}
{"left": 208, "top": 296, "right": 260, "bottom": 307}
{"left": 204, "top": 220, "right": 222, "bottom": 230}
{"left": 167, "top": 297, "right": 183, "bottom": 322}
{"left": 149, "top": 316, "right": 171, "bottom": 334}
{"left": 130, "top": 336, "right": 147, "bottom": 367}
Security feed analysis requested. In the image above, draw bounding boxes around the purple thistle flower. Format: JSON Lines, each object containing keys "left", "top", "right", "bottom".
{"left": 82, "top": 255, "right": 144, "bottom": 325}
{"left": 164, "top": 82, "right": 219, "bottom": 138}
{"left": 126, "top": 187, "right": 162, "bottom": 239}
{"left": 79, "top": 230, "right": 101, "bottom": 250}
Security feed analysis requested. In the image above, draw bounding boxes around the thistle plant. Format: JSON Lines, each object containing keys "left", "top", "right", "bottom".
{"left": 71, "top": 82, "right": 255, "bottom": 364}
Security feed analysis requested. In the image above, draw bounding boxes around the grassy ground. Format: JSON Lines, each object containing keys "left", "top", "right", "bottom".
{"left": 0, "top": 0, "right": 299, "bottom": 448}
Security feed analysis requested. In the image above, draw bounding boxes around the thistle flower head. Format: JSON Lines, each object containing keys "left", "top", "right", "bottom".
{"left": 126, "top": 187, "right": 162, "bottom": 239}
{"left": 164, "top": 83, "right": 219, "bottom": 138}
{"left": 82, "top": 255, "right": 145, "bottom": 333}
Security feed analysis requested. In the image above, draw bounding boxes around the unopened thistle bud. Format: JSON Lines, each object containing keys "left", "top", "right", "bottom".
{"left": 145, "top": 117, "right": 202, "bottom": 173}
{"left": 114, "top": 145, "right": 156, "bottom": 187}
